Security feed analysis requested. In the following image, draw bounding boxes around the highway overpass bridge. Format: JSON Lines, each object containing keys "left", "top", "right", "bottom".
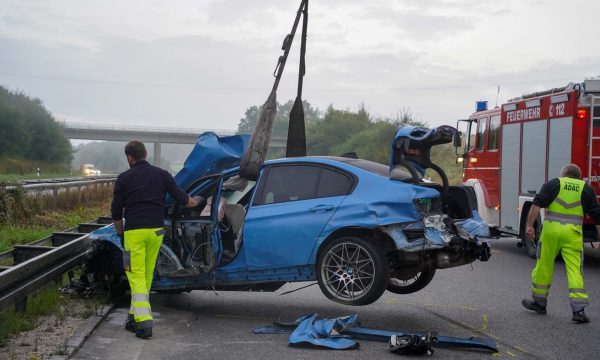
{"left": 59, "top": 121, "right": 286, "bottom": 166}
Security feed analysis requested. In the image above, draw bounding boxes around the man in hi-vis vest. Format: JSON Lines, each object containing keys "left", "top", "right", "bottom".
{"left": 112, "top": 141, "right": 201, "bottom": 339}
{"left": 522, "top": 164, "right": 600, "bottom": 323}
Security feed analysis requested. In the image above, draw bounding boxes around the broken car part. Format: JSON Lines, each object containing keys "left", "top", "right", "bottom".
{"left": 254, "top": 313, "right": 498, "bottom": 353}
{"left": 389, "top": 333, "right": 436, "bottom": 356}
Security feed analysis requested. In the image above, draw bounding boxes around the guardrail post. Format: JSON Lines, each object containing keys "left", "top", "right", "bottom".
{"left": 15, "top": 296, "right": 27, "bottom": 312}
{"left": 53, "top": 188, "right": 58, "bottom": 209}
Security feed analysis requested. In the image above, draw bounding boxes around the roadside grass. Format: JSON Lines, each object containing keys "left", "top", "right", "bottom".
{"left": 0, "top": 205, "right": 110, "bottom": 253}
{"left": 0, "top": 197, "right": 112, "bottom": 347}
{"left": 0, "top": 270, "right": 111, "bottom": 350}
{"left": 0, "top": 283, "right": 63, "bottom": 347}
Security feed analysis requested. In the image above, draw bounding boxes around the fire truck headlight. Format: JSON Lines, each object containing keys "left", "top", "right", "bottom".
{"left": 470, "top": 157, "right": 477, "bottom": 163}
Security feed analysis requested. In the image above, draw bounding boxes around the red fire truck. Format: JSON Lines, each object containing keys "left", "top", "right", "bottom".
{"left": 455, "top": 79, "right": 600, "bottom": 258}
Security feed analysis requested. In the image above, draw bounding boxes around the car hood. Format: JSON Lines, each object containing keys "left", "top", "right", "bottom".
{"left": 390, "top": 125, "right": 456, "bottom": 177}
{"left": 174, "top": 132, "right": 250, "bottom": 191}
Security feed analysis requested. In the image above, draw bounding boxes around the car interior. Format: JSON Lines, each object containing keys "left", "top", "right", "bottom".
{"left": 160, "top": 175, "right": 256, "bottom": 276}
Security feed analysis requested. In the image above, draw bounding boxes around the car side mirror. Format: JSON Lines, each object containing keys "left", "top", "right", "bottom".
{"left": 453, "top": 131, "right": 462, "bottom": 148}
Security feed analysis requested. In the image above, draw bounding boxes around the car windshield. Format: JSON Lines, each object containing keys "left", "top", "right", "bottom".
{"left": 316, "top": 156, "right": 413, "bottom": 181}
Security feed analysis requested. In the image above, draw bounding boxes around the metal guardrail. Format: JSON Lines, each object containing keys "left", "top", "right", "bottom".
{"left": 2, "top": 177, "right": 117, "bottom": 209}
{"left": 8, "top": 177, "right": 117, "bottom": 191}
{"left": 0, "top": 216, "right": 113, "bottom": 310}
{"left": 18, "top": 175, "right": 118, "bottom": 186}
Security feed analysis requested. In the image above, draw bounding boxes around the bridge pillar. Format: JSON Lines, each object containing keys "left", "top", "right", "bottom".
{"left": 153, "top": 142, "right": 161, "bottom": 167}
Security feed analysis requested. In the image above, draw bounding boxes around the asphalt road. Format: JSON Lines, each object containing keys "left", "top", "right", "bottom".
{"left": 72, "top": 238, "right": 600, "bottom": 360}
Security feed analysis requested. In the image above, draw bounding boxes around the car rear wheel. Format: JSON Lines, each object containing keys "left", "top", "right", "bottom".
{"left": 316, "top": 236, "right": 389, "bottom": 306}
{"left": 387, "top": 269, "right": 436, "bottom": 294}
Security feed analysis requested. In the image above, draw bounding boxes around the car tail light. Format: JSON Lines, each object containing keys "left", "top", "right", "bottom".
{"left": 414, "top": 198, "right": 443, "bottom": 215}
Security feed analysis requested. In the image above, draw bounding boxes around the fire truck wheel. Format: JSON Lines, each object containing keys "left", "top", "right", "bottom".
{"left": 524, "top": 218, "right": 542, "bottom": 259}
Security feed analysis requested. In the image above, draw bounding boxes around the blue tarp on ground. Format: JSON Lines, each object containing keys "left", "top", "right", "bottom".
{"left": 288, "top": 313, "right": 359, "bottom": 350}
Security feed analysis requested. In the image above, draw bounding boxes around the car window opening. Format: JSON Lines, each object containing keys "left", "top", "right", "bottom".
{"left": 162, "top": 176, "right": 258, "bottom": 274}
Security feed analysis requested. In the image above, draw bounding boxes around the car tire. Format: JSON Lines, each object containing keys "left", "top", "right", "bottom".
{"left": 524, "top": 217, "right": 541, "bottom": 259}
{"left": 386, "top": 269, "right": 436, "bottom": 295}
{"left": 316, "top": 236, "right": 389, "bottom": 306}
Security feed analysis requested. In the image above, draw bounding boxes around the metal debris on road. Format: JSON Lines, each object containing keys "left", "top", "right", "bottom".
{"left": 253, "top": 313, "right": 498, "bottom": 354}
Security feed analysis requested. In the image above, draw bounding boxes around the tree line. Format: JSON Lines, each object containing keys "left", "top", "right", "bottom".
{"left": 238, "top": 99, "right": 426, "bottom": 165}
{"left": 0, "top": 86, "right": 72, "bottom": 172}
{"left": 237, "top": 99, "right": 462, "bottom": 183}
{"left": 76, "top": 100, "right": 429, "bottom": 174}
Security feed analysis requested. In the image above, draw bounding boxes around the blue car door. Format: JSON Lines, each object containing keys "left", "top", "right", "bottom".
{"left": 242, "top": 164, "right": 355, "bottom": 270}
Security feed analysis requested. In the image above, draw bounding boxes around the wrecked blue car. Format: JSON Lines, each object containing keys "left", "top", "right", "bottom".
{"left": 90, "top": 125, "right": 490, "bottom": 306}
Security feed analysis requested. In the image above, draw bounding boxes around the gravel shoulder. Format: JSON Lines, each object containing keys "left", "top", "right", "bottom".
{"left": 0, "top": 291, "right": 111, "bottom": 360}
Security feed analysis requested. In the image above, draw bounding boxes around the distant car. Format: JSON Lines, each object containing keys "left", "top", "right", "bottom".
{"left": 81, "top": 164, "right": 101, "bottom": 176}
{"left": 91, "top": 126, "right": 491, "bottom": 305}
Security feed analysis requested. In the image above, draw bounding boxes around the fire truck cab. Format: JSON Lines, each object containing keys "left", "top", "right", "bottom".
{"left": 456, "top": 79, "right": 600, "bottom": 258}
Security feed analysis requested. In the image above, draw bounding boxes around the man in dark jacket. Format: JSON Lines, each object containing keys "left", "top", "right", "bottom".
{"left": 112, "top": 140, "right": 201, "bottom": 339}
{"left": 522, "top": 164, "right": 600, "bottom": 323}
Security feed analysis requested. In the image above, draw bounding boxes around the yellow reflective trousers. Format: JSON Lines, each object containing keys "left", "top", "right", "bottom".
{"left": 124, "top": 227, "right": 164, "bottom": 328}
{"left": 531, "top": 177, "right": 588, "bottom": 312}
{"left": 531, "top": 222, "right": 588, "bottom": 311}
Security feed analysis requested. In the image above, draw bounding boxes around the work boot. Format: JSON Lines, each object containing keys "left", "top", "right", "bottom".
{"left": 135, "top": 327, "right": 153, "bottom": 339}
{"left": 572, "top": 310, "right": 589, "bottom": 324}
{"left": 521, "top": 299, "right": 547, "bottom": 314}
{"left": 125, "top": 314, "right": 137, "bottom": 333}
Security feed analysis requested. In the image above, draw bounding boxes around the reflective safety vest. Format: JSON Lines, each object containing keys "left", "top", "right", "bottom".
{"left": 545, "top": 177, "right": 585, "bottom": 230}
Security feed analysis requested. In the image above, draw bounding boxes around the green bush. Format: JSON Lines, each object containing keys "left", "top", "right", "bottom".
{"left": 0, "top": 85, "right": 72, "bottom": 168}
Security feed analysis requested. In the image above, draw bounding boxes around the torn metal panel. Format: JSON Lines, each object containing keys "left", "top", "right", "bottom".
{"left": 423, "top": 214, "right": 453, "bottom": 245}
{"left": 455, "top": 210, "right": 491, "bottom": 238}
{"left": 380, "top": 215, "right": 453, "bottom": 252}
{"left": 174, "top": 132, "right": 249, "bottom": 192}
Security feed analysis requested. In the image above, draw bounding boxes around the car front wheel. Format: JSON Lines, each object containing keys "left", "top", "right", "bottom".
{"left": 316, "top": 236, "right": 389, "bottom": 306}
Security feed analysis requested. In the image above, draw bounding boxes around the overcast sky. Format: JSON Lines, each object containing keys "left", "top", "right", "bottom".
{"left": 1, "top": 0, "right": 599, "bottom": 132}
